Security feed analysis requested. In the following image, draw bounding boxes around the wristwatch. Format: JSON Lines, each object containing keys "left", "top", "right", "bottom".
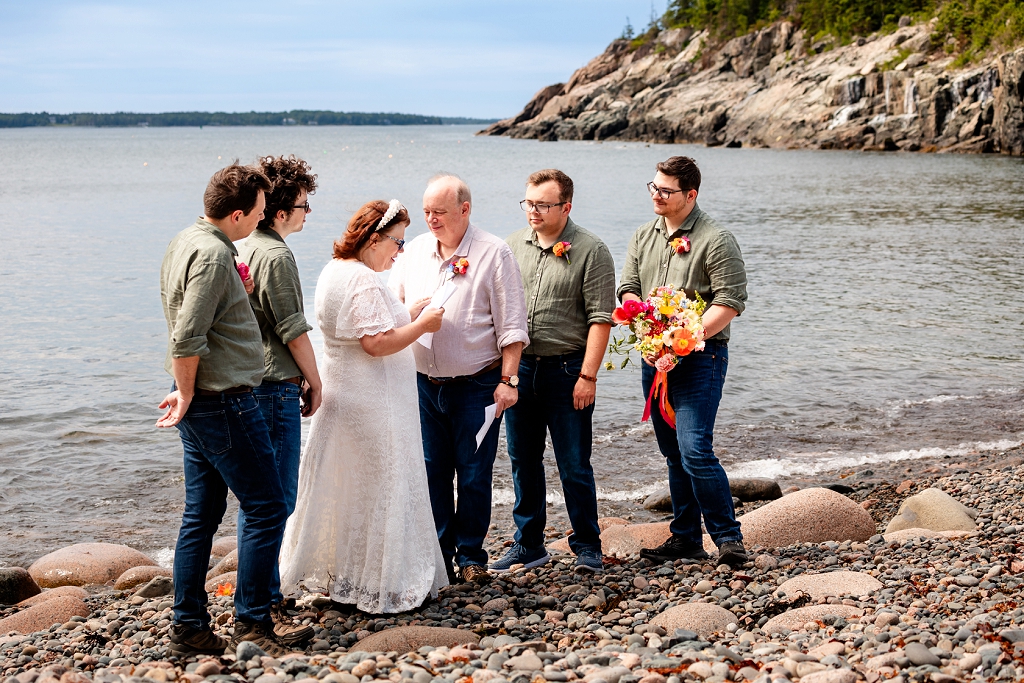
{"left": 500, "top": 375, "right": 520, "bottom": 388}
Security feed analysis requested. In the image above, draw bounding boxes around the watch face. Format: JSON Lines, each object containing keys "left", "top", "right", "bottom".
{"left": 509, "top": 375, "right": 520, "bottom": 387}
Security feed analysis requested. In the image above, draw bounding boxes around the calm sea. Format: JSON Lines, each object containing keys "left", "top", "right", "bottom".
{"left": 1, "top": 125, "right": 1022, "bottom": 567}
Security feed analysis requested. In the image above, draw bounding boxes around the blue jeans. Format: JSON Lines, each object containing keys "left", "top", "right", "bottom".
{"left": 173, "top": 389, "right": 287, "bottom": 628}
{"left": 505, "top": 352, "right": 601, "bottom": 555}
{"left": 236, "top": 379, "right": 302, "bottom": 604}
{"left": 640, "top": 340, "right": 742, "bottom": 548}
{"left": 417, "top": 367, "right": 503, "bottom": 568}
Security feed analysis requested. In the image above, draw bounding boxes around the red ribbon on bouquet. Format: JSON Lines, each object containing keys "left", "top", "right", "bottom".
{"left": 642, "top": 369, "right": 676, "bottom": 429}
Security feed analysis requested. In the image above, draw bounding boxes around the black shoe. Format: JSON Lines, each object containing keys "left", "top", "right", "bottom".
{"left": 227, "top": 620, "right": 298, "bottom": 658}
{"left": 168, "top": 623, "right": 228, "bottom": 656}
{"left": 717, "top": 541, "right": 749, "bottom": 567}
{"left": 640, "top": 535, "right": 710, "bottom": 564}
{"left": 444, "top": 558, "right": 458, "bottom": 584}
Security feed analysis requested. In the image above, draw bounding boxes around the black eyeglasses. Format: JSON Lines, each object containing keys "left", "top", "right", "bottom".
{"left": 383, "top": 234, "right": 405, "bottom": 250}
{"left": 520, "top": 200, "right": 567, "bottom": 214}
{"left": 647, "top": 182, "right": 690, "bottom": 200}
{"left": 293, "top": 201, "right": 311, "bottom": 213}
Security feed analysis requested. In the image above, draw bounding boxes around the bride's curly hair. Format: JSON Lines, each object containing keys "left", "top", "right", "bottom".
{"left": 334, "top": 200, "right": 410, "bottom": 259}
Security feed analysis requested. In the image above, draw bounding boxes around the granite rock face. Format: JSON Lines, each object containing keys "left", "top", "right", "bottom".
{"left": 739, "top": 487, "right": 876, "bottom": 548}
{"left": 0, "top": 595, "right": 91, "bottom": 634}
{"left": 481, "top": 21, "right": 1024, "bottom": 155}
{"left": 351, "top": 626, "right": 479, "bottom": 653}
{"left": 885, "top": 487, "right": 977, "bottom": 533}
{"left": 649, "top": 602, "right": 737, "bottom": 638}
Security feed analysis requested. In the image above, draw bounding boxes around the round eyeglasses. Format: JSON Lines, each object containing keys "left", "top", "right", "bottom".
{"left": 520, "top": 200, "right": 567, "bottom": 214}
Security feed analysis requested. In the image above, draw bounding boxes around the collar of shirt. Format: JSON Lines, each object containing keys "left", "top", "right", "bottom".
{"left": 524, "top": 216, "right": 579, "bottom": 250}
{"left": 193, "top": 217, "right": 239, "bottom": 255}
{"left": 659, "top": 203, "right": 704, "bottom": 240}
{"left": 432, "top": 223, "right": 477, "bottom": 266}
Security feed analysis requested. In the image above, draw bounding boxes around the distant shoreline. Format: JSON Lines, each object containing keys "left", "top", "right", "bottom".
{"left": 0, "top": 110, "right": 498, "bottom": 129}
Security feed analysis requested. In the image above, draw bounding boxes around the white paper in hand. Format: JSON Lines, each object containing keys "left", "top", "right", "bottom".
{"left": 475, "top": 404, "right": 498, "bottom": 450}
{"left": 418, "top": 281, "right": 457, "bottom": 349}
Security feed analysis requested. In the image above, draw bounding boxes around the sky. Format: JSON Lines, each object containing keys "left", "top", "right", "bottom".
{"left": 0, "top": 0, "right": 665, "bottom": 119}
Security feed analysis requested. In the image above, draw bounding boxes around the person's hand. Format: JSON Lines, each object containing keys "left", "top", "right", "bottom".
{"left": 156, "top": 390, "right": 191, "bottom": 428}
{"left": 418, "top": 307, "right": 444, "bottom": 333}
{"left": 573, "top": 377, "right": 596, "bottom": 410}
{"left": 494, "top": 383, "right": 518, "bottom": 418}
{"left": 409, "top": 297, "right": 432, "bottom": 320}
{"left": 642, "top": 356, "right": 656, "bottom": 367}
{"left": 301, "top": 380, "right": 323, "bottom": 417}
{"left": 242, "top": 274, "right": 255, "bottom": 295}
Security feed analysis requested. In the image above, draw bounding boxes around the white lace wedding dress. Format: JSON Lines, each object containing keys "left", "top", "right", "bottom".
{"left": 279, "top": 258, "right": 448, "bottom": 613}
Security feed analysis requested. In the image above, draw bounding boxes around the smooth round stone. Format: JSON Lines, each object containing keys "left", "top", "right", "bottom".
{"left": 28, "top": 543, "right": 156, "bottom": 588}
{"left": 351, "top": 626, "right": 480, "bottom": 653}
{"left": 650, "top": 603, "right": 736, "bottom": 638}
{"left": 0, "top": 596, "right": 91, "bottom": 634}
{"left": 738, "top": 488, "right": 876, "bottom": 548}
{"left": 885, "top": 489, "right": 977, "bottom": 534}
{"left": 762, "top": 605, "right": 863, "bottom": 634}
{"left": 777, "top": 571, "right": 882, "bottom": 599}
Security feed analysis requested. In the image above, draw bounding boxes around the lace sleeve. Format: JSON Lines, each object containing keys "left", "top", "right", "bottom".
{"left": 337, "top": 276, "right": 397, "bottom": 339}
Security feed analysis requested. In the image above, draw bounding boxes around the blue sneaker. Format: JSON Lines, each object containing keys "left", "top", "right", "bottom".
{"left": 573, "top": 549, "right": 604, "bottom": 574}
{"left": 489, "top": 542, "right": 551, "bottom": 573}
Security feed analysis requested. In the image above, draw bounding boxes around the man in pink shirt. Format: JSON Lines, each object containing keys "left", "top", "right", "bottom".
{"left": 389, "top": 173, "right": 529, "bottom": 585}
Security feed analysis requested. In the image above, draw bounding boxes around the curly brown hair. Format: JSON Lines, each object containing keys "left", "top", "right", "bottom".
{"left": 256, "top": 155, "right": 318, "bottom": 231}
{"left": 334, "top": 200, "right": 410, "bottom": 260}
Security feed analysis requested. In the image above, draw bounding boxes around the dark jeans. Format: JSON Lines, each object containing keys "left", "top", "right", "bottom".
{"left": 173, "top": 389, "right": 287, "bottom": 628}
{"left": 236, "top": 379, "right": 302, "bottom": 604}
{"left": 417, "top": 367, "right": 503, "bottom": 568}
{"left": 640, "top": 340, "right": 742, "bottom": 548}
{"left": 505, "top": 352, "right": 601, "bottom": 555}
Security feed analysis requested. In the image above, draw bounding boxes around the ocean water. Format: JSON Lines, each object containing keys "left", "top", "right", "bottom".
{"left": 1, "top": 124, "right": 1022, "bottom": 567}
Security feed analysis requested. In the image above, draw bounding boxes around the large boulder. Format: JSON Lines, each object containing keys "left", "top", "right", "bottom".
{"left": 729, "top": 478, "right": 783, "bottom": 502}
{"left": 210, "top": 536, "right": 237, "bottom": 559}
{"left": 207, "top": 550, "right": 238, "bottom": 580}
{"left": 738, "top": 488, "right": 876, "bottom": 548}
{"left": 0, "top": 568, "right": 41, "bottom": 605}
{"left": 643, "top": 488, "right": 673, "bottom": 512}
{"left": 650, "top": 603, "right": 737, "bottom": 638}
{"left": 17, "top": 586, "right": 89, "bottom": 607}
{"left": 351, "top": 626, "right": 479, "bottom": 653}
{"left": 114, "top": 566, "right": 172, "bottom": 591}
{"left": 29, "top": 543, "right": 156, "bottom": 588}
{"left": 884, "top": 488, "right": 977, "bottom": 534}
{"left": 763, "top": 605, "right": 863, "bottom": 633}
{"left": 0, "top": 596, "right": 91, "bottom": 635}
{"left": 778, "top": 571, "right": 882, "bottom": 599}
{"left": 548, "top": 519, "right": 652, "bottom": 555}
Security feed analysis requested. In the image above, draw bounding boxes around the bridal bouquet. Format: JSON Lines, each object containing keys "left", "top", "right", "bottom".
{"left": 609, "top": 285, "right": 706, "bottom": 428}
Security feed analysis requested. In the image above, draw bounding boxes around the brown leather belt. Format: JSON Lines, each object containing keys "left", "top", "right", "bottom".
{"left": 195, "top": 386, "right": 253, "bottom": 397}
{"left": 427, "top": 359, "right": 501, "bottom": 386}
{"left": 281, "top": 377, "right": 302, "bottom": 386}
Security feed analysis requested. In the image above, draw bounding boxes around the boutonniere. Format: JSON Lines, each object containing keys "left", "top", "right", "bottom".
{"left": 552, "top": 241, "right": 572, "bottom": 264}
{"left": 448, "top": 258, "right": 469, "bottom": 276}
{"left": 670, "top": 236, "right": 691, "bottom": 254}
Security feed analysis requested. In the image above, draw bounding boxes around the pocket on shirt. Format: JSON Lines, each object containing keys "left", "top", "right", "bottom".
{"left": 181, "top": 409, "right": 232, "bottom": 455}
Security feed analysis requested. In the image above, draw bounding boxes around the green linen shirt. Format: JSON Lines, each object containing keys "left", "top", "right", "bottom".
{"left": 617, "top": 204, "right": 747, "bottom": 342}
{"left": 506, "top": 217, "right": 617, "bottom": 356}
{"left": 240, "top": 229, "right": 313, "bottom": 382}
{"left": 160, "top": 218, "right": 265, "bottom": 391}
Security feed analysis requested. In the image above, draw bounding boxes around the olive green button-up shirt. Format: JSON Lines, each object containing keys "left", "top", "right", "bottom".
{"left": 160, "top": 218, "right": 265, "bottom": 391}
{"left": 506, "top": 217, "right": 617, "bottom": 356}
{"left": 617, "top": 204, "right": 747, "bottom": 342}
{"left": 240, "top": 229, "right": 313, "bottom": 382}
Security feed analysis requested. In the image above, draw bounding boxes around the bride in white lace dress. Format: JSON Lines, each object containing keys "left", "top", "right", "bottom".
{"left": 279, "top": 199, "right": 448, "bottom": 613}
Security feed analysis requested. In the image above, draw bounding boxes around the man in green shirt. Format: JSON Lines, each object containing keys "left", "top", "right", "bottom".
{"left": 500, "top": 169, "right": 616, "bottom": 575}
{"left": 158, "top": 164, "right": 295, "bottom": 658}
{"left": 238, "top": 155, "right": 322, "bottom": 645}
{"left": 617, "top": 156, "right": 749, "bottom": 568}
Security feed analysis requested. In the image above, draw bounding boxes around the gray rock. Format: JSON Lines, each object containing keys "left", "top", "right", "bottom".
{"left": 235, "top": 640, "right": 266, "bottom": 662}
{"left": 729, "top": 478, "right": 783, "bottom": 502}
{"left": 904, "top": 642, "right": 941, "bottom": 667}
{"left": 505, "top": 652, "right": 543, "bottom": 671}
{"left": 493, "top": 635, "right": 521, "bottom": 648}
{"left": 999, "top": 629, "right": 1024, "bottom": 643}
{"left": 643, "top": 489, "right": 673, "bottom": 512}
{"left": 134, "top": 576, "right": 173, "bottom": 598}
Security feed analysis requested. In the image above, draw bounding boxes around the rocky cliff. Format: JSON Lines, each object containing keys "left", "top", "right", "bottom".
{"left": 481, "top": 20, "right": 1024, "bottom": 154}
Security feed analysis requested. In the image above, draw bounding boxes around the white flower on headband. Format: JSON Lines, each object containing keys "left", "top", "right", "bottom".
{"left": 374, "top": 199, "right": 404, "bottom": 232}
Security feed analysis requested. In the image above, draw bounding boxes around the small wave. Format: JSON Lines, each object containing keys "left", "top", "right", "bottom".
{"left": 725, "top": 439, "right": 1023, "bottom": 479}
{"left": 491, "top": 480, "right": 669, "bottom": 506}
{"left": 152, "top": 547, "right": 174, "bottom": 568}
{"left": 593, "top": 422, "right": 654, "bottom": 444}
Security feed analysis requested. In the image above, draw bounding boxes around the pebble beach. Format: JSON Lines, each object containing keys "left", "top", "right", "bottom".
{"left": 4, "top": 445, "right": 1024, "bottom": 683}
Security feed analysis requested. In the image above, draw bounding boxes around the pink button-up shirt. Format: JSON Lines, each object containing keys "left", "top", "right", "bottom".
{"left": 389, "top": 224, "right": 530, "bottom": 378}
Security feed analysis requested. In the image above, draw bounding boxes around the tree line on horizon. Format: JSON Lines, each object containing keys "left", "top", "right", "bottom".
{"left": 0, "top": 110, "right": 495, "bottom": 128}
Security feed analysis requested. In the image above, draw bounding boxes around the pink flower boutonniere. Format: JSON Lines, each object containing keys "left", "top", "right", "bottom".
{"left": 670, "top": 236, "right": 691, "bottom": 254}
{"left": 236, "top": 261, "right": 250, "bottom": 281}
{"left": 552, "top": 241, "right": 572, "bottom": 265}
{"left": 448, "top": 258, "right": 469, "bottom": 276}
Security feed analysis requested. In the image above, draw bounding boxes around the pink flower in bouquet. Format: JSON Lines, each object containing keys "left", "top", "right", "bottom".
{"left": 654, "top": 355, "right": 677, "bottom": 373}
{"left": 612, "top": 298, "right": 647, "bottom": 324}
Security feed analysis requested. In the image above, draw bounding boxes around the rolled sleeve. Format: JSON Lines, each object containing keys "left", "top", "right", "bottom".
{"left": 706, "top": 231, "right": 747, "bottom": 315}
{"left": 584, "top": 244, "right": 617, "bottom": 326}
{"left": 491, "top": 246, "right": 530, "bottom": 350}
{"left": 274, "top": 311, "right": 312, "bottom": 345}
{"left": 170, "top": 261, "right": 228, "bottom": 358}
{"left": 616, "top": 230, "right": 643, "bottom": 301}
